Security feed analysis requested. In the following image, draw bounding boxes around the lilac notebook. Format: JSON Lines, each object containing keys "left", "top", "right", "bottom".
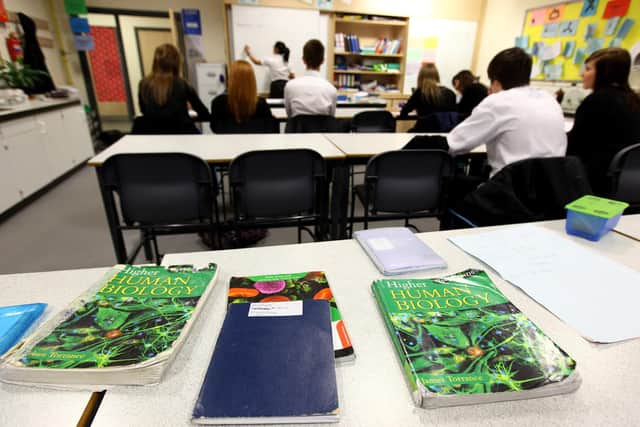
{"left": 354, "top": 227, "right": 447, "bottom": 275}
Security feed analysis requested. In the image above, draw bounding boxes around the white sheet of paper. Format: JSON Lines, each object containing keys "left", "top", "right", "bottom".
{"left": 540, "top": 41, "right": 562, "bottom": 61}
{"left": 449, "top": 225, "right": 640, "bottom": 343}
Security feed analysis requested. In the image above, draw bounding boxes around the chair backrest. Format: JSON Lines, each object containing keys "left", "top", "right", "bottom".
{"left": 458, "top": 156, "right": 592, "bottom": 226}
{"left": 229, "top": 149, "right": 326, "bottom": 219}
{"left": 285, "top": 115, "right": 340, "bottom": 133}
{"left": 403, "top": 135, "right": 449, "bottom": 151}
{"left": 351, "top": 110, "right": 395, "bottom": 133}
{"left": 102, "top": 153, "right": 216, "bottom": 224}
{"left": 131, "top": 116, "right": 200, "bottom": 135}
{"left": 211, "top": 116, "right": 279, "bottom": 134}
{"left": 365, "top": 149, "right": 453, "bottom": 214}
{"left": 411, "top": 112, "right": 460, "bottom": 133}
{"left": 608, "top": 142, "right": 640, "bottom": 209}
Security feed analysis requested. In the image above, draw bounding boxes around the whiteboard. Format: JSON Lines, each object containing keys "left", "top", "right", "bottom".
{"left": 230, "top": 5, "right": 326, "bottom": 95}
{"left": 404, "top": 19, "right": 477, "bottom": 94}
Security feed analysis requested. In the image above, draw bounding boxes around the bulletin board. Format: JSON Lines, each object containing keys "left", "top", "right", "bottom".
{"left": 519, "top": 0, "right": 640, "bottom": 81}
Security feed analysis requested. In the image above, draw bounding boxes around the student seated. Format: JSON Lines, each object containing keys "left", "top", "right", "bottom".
{"left": 567, "top": 47, "right": 640, "bottom": 196}
{"left": 284, "top": 39, "right": 337, "bottom": 118}
{"left": 399, "top": 63, "right": 456, "bottom": 119}
{"left": 452, "top": 69, "right": 488, "bottom": 119}
{"left": 210, "top": 60, "right": 276, "bottom": 134}
{"left": 244, "top": 41, "right": 294, "bottom": 98}
{"left": 138, "top": 44, "right": 208, "bottom": 134}
{"left": 447, "top": 47, "right": 567, "bottom": 177}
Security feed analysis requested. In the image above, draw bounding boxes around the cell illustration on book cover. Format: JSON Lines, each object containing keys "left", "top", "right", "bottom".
{"left": 373, "top": 269, "right": 577, "bottom": 405}
{"left": 228, "top": 271, "right": 354, "bottom": 358}
{"left": 18, "top": 264, "right": 217, "bottom": 369}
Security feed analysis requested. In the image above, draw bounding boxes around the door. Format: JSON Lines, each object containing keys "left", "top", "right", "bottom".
{"left": 135, "top": 28, "right": 173, "bottom": 77}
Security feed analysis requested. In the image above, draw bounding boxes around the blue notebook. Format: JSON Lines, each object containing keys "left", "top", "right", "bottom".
{"left": 354, "top": 227, "right": 447, "bottom": 275}
{"left": 192, "top": 300, "right": 339, "bottom": 424}
{"left": 0, "top": 303, "right": 47, "bottom": 357}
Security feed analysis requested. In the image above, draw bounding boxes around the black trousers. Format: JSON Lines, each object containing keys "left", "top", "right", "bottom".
{"left": 269, "top": 80, "right": 287, "bottom": 98}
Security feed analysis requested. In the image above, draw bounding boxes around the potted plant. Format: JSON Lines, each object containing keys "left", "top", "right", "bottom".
{"left": 0, "top": 59, "right": 49, "bottom": 93}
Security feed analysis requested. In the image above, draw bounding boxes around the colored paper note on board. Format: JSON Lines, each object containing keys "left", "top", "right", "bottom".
{"left": 540, "top": 41, "right": 561, "bottom": 61}
{"left": 515, "top": 35, "right": 529, "bottom": 49}
{"left": 64, "top": 0, "right": 87, "bottom": 14}
{"left": 317, "top": 0, "right": 333, "bottom": 9}
{"left": 564, "top": 40, "right": 576, "bottom": 57}
{"left": 605, "top": 17, "right": 621, "bottom": 35}
{"left": 574, "top": 48, "right": 586, "bottom": 64}
{"left": 423, "top": 37, "right": 439, "bottom": 50}
{"left": 617, "top": 19, "right": 635, "bottom": 39}
{"left": 532, "top": 41, "right": 544, "bottom": 56}
{"left": 73, "top": 35, "right": 94, "bottom": 51}
{"left": 558, "top": 19, "right": 579, "bottom": 36}
{"left": 544, "top": 4, "right": 565, "bottom": 23}
{"left": 602, "top": 0, "right": 630, "bottom": 19}
{"left": 422, "top": 49, "right": 437, "bottom": 63}
{"left": 530, "top": 9, "right": 546, "bottom": 26}
{"left": 581, "top": 0, "right": 599, "bottom": 16}
{"left": 543, "top": 22, "right": 560, "bottom": 37}
{"left": 531, "top": 60, "right": 543, "bottom": 78}
{"left": 610, "top": 37, "right": 623, "bottom": 47}
{"left": 69, "top": 16, "right": 90, "bottom": 33}
{"left": 584, "top": 22, "right": 598, "bottom": 40}
{"left": 544, "top": 62, "right": 563, "bottom": 80}
{"left": 407, "top": 47, "right": 422, "bottom": 62}
{"left": 585, "top": 37, "right": 605, "bottom": 55}
{"left": 0, "top": 0, "right": 8, "bottom": 23}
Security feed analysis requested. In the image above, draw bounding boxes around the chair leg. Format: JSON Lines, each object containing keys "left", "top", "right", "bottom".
{"left": 151, "top": 233, "right": 161, "bottom": 265}
{"left": 363, "top": 189, "right": 369, "bottom": 231}
{"left": 349, "top": 185, "right": 357, "bottom": 238}
{"left": 297, "top": 219, "right": 302, "bottom": 243}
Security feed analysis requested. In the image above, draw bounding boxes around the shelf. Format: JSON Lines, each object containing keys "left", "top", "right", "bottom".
{"left": 334, "top": 52, "right": 403, "bottom": 58}
{"left": 334, "top": 70, "right": 401, "bottom": 75}
{"left": 335, "top": 18, "right": 407, "bottom": 27}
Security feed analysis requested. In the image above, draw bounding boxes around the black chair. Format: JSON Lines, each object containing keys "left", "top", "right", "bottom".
{"left": 444, "top": 156, "right": 592, "bottom": 228}
{"left": 101, "top": 153, "right": 220, "bottom": 264}
{"left": 349, "top": 149, "right": 453, "bottom": 235}
{"left": 285, "top": 115, "right": 340, "bottom": 133}
{"left": 351, "top": 110, "right": 395, "bottom": 133}
{"left": 410, "top": 112, "right": 460, "bottom": 133}
{"left": 608, "top": 142, "right": 640, "bottom": 214}
{"left": 131, "top": 116, "right": 200, "bottom": 135}
{"left": 229, "top": 149, "right": 327, "bottom": 242}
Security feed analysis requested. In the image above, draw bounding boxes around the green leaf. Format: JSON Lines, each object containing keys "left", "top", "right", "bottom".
{"left": 424, "top": 324, "right": 470, "bottom": 349}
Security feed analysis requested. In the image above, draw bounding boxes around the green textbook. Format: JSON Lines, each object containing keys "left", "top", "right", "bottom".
{"left": 228, "top": 271, "right": 354, "bottom": 360}
{"left": 372, "top": 269, "right": 580, "bottom": 408}
{"left": 0, "top": 264, "right": 218, "bottom": 389}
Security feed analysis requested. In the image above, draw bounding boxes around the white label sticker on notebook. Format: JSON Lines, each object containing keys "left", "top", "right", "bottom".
{"left": 368, "top": 237, "right": 394, "bottom": 251}
{"left": 248, "top": 301, "right": 303, "bottom": 317}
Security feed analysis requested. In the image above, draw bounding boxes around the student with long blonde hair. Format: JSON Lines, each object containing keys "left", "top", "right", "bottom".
{"left": 138, "top": 43, "right": 208, "bottom": 134}
{"left": 399, "top": 63, "right": 456, "bottom": 118}
{"left": 210, "top": 60, "right": 276, "bottom": 133}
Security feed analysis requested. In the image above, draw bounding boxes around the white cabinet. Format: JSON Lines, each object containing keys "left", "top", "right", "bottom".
{"left": 0, "top": 101, "right": 94, "bottom": 215}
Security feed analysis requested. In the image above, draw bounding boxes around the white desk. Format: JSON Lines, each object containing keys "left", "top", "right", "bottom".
{"left": 324, "top": 132, "right": 485, "bottom": 158}
{"left": 88, "top": 134, "right": 345, "bottom": 166}
{"left": 92, "top": 220, "right": 640, "bottom": 426}
{"left": 615, "top": 214, "right": 640, "bottom": 241}
{"left": 0, "top": 267, "right": 110, "bottom": 426}
{"left": 270, "top": 107, "right": 386, "bottom": 120}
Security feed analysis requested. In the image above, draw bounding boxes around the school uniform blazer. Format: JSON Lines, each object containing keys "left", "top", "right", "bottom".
{"left": 567, "top": 86, "right": 640, "bottom": 196}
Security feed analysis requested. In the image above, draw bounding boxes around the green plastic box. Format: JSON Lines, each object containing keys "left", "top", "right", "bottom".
{"left": 565, "top": 195, "right": 628, "bottom": 241}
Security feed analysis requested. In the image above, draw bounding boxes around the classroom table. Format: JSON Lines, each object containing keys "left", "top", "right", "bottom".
{"left": 615, "top": 213, "right": 640, "bottom": 241}
{"left": 0, "top": 267, "right": 111, "bottom": 427}
{"left": 87, "top": 219, "right": 640, "bottom": 427}
{"left": 270, "top": 106, "right": 387, "bottom": 122}
{"left": 87, "top": 134, "right": 348, "bottom": 263}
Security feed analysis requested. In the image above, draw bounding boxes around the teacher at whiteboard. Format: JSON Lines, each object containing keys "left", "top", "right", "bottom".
{"left": 244, "top": 42, "right": 295, "bottom": 98}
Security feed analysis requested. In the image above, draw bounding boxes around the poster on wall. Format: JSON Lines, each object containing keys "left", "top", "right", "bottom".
{"left": 73, "top": 35, "right": 94, "bottom": 51}
{"left": 64, "top": 0, "right": 87, "bottom": 15}
{"left": 182, "top": 9, "right": 204, "bottom": 84}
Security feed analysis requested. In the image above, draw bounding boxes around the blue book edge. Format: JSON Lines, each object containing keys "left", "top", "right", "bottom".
{"left": 0, "top": 303, "right": 47, "bottom": 357}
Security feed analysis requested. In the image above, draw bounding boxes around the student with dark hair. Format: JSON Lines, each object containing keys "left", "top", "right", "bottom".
{"left": 447, "top": 47, "right": 566, "bottom": 176}
{"left": 138, "top": 43, "right": 209, "bottom": 134}
{"left": 399, "top": 63, "right": 456, "bottom": 118}
{"left": 210, "top": 60, "right": 276, "bottom": 134}
{"left": 284, "top": 39, "right": 337, "bottom": 118}
{"left": 244, "top": 41, "right": 294, "bottom": 98}
{"left": 452, "top": 69, "right": 488, "bottom": 118}
{"left": 567, "top": 48, "right": 640, "bottom": 195}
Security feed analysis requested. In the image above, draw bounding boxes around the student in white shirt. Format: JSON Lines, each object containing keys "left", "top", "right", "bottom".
{"left": 447, "top": 47, "right": 567, "bottom": 177}
{"left": 244, "top": 41, "right": 294, "bottom": 98}
{"left": 284, "top": 39, "right": 337, "bottom": 118}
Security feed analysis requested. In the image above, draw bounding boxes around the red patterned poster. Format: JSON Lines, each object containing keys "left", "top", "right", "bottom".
{"left": 87, "top": 26, "right": 127, "bottom": 103}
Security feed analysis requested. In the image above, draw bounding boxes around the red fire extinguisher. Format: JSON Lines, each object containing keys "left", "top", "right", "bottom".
{"left": 6, "top": 32, "right": 22, "bottom": 61}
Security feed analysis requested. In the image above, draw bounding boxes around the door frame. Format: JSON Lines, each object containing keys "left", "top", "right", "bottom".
{"left": 79, "top": 8, "right": 178, "bottom": 125}
{"left": 134, "top": 27, "right": 172, "bottom": 79}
